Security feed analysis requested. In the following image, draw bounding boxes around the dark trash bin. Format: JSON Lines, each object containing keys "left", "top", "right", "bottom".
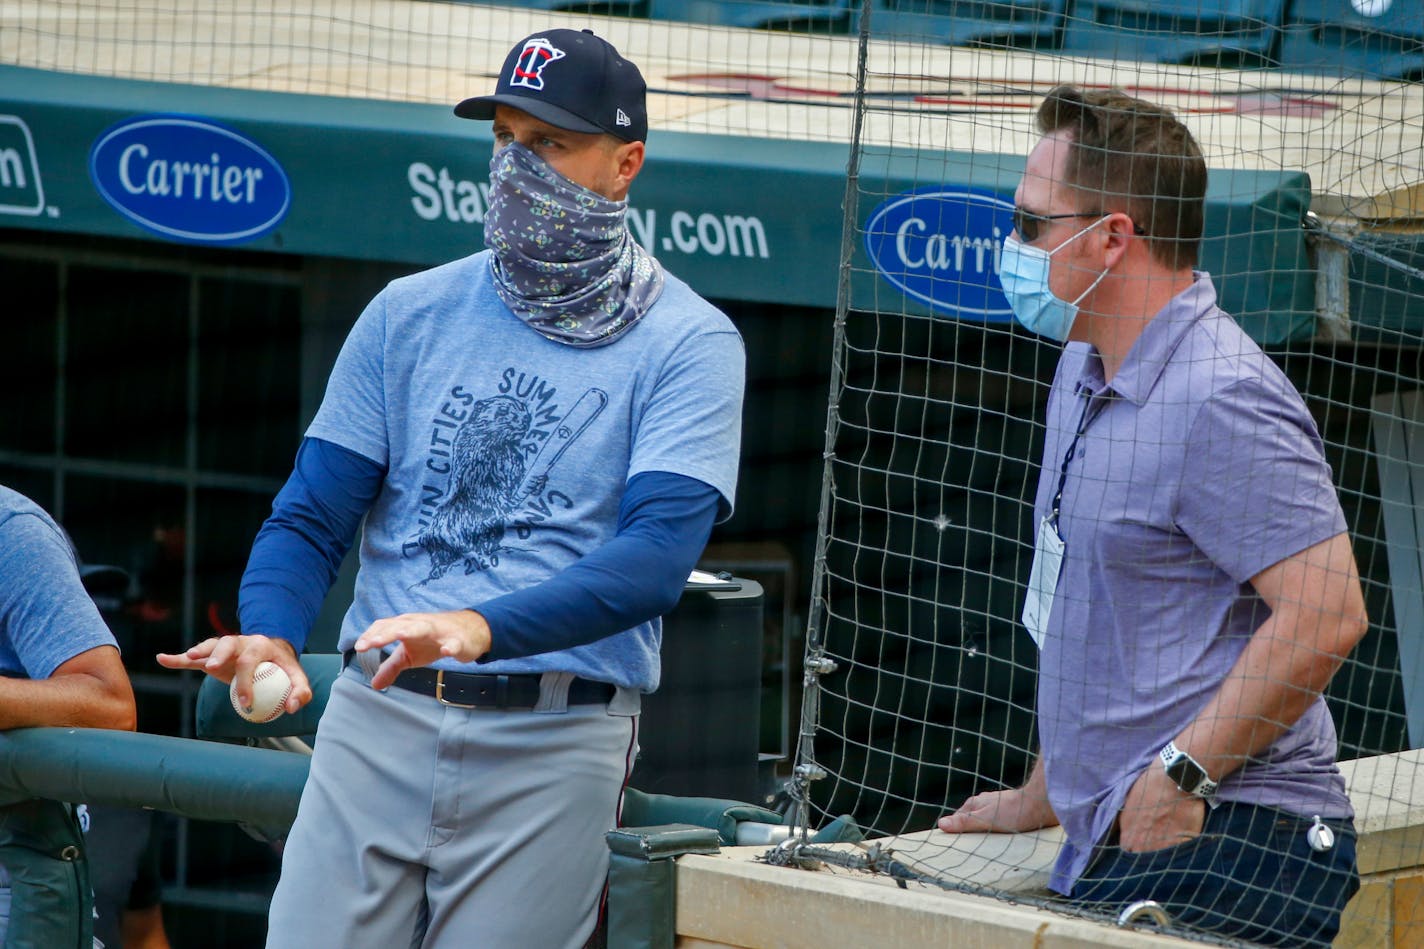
{"left": 636, "top": 579, "right": 764, "bottom": 803}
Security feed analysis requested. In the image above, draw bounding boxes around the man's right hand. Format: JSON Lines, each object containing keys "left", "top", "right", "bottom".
{"left": 157, "top": 634, "right": 313, "bottom": 715}
{"left": 938, "top": 756, "right": 1057, "bottom": 834}
{"left": 937, "top": 787, "right": 1058, "bottom": 834}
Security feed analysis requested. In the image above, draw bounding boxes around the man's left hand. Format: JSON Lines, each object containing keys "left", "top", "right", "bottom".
{"left": 354, "top": 610, "right": 493, "bottom": 691}
{"left": 1117, "top": 764, "right": 1206, "bottom": 853}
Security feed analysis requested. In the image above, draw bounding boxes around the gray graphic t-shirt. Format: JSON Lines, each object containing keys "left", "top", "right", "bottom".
{"left": 306, "top": 251, "right": 744, "bottom": 691}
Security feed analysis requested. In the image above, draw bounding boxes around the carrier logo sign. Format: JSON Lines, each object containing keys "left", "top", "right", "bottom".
{"left": 89, "top": 115, "right": 290, "bottom": 244}
{"left": 0, "top": 116, "right": 45, "bottom": 217}
{"left": 864, "top": 188, "right": 1014, "bottom": 321}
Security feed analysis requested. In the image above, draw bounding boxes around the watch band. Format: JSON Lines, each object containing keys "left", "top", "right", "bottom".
{"left": 1160, "top": 740, "right": 1218, "bottom": 798}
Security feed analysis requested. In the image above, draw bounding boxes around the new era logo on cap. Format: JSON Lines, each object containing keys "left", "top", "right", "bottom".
{"left": 454, "top": 28, "right": 649, "bottom": 143}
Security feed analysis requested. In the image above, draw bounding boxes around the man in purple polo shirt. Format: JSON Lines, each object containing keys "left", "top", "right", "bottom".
{"left": 938, "top": 86, "right": 1368, "bottom": 947}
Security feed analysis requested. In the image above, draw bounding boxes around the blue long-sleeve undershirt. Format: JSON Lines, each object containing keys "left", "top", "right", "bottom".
{"left": 475, "top": 470, "right": 719, "bottom": 661}
{"left": 238, "top": 437, "right": 719, "bottom": 661}
{"left": 238, "top": 438, "right": 379, "bottom": 649}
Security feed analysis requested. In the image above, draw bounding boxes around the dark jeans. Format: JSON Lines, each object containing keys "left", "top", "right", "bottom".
{"left": 1069, "top": 800, "right": 1359, "bottom": 947}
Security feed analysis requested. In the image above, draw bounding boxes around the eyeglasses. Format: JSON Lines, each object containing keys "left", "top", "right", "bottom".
{"left": 1012, "top": 207, "right": 1146, "bottom": 243}
{"left": 1012, "top": 208, "right": 1105, "bottom": 243}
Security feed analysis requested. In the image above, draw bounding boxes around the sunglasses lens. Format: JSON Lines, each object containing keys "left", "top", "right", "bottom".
{"left": 1014, "top": 208, "right": 1038, "bottom": 242}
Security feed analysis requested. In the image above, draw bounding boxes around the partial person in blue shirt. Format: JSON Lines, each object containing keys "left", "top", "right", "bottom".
{"left": 158, "top": 27, "right": 744, "bottom": 949}
{"left": 0, "top": 486, "right": 137, "bottom": 944}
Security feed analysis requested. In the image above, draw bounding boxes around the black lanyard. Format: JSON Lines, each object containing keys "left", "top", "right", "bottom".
{"left": 1049, "top": 392, "right": 1094, "bottom": 531}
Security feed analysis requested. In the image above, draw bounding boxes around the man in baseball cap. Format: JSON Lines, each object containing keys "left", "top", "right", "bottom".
{"left": 163, "top": 25, "right": 745, "bottom": 949}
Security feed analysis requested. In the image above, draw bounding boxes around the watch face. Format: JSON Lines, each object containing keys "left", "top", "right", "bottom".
{"left": 1166, "top": 754, "right": 1206, "bottom": 793}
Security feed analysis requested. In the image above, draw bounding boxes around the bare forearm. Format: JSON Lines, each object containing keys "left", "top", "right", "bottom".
{"left": 1024, "top": 755, "right": 1058, "bottom": 826}
{"left": 1023, "top": 754, "right": 1048, "bottom": 797}
{"left": 0, "top": 673, "right": 136, "bottom": 731}
{"left": 1167, "top": 532, "right": 1367, "bottom": 780}
{"left": 1173, "top": 607, "right": 1361, "bottom": 780}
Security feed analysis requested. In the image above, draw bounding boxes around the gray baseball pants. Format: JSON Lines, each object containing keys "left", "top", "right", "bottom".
{"left": 265, "top": 660, "right": 638, "bottom": 949}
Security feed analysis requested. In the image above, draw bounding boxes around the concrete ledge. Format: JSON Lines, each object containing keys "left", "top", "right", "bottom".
{"left": 1336, "top": 750, "right": 1424, "bottom": 948}
{"left": 1337, "top": 749, "right": 1424, "bottom": 876}
{"left": 675, "top": 848, "right": 1197, "bottom": 948}
{"left": 675, "top": 750, "right": 1424, "bottom": 948}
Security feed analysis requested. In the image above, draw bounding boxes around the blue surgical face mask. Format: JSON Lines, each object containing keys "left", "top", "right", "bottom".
{"left": 999, "top": 216, "right": 1111, "bottom": 342}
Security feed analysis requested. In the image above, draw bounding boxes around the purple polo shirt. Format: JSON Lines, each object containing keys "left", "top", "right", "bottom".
{"left": 1034, "top": 273, "right": 1353, "bottom": 894}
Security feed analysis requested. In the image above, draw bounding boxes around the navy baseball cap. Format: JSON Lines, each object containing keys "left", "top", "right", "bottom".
{"left": 455, "top": 29, "right": 648, "bottom": 143}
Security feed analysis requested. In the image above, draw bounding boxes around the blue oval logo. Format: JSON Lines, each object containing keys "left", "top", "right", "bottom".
{"left": 89, "top": 115, "right": 290, "bottom": 245}
{"left": 864, "top": 188, "right": 1014, "bottom": 321}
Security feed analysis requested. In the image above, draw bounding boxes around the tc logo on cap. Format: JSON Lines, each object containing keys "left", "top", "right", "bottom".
{"left": 510, "top": 37, "right": 566, "bottom": 91}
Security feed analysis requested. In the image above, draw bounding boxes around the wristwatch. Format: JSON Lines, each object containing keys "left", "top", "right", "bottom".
{"left": 1160, "top": 741, "right": 1218, "bottom": 798}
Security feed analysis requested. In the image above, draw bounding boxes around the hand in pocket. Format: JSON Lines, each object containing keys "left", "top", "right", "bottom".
{"left": 1118, "top": 764, "right": 1208, "bottom": 853}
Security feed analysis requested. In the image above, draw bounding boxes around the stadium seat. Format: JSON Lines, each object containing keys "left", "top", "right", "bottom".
{"left": 1277, "top": 0, "right": 1424, "bottom": 81}
{"left": 855, "top": 0, "right": 1067, "bottom": 51}
{"left": 1060, "top": 0, "right": 1287, "bottom": 69}
{"left": 647, "top": 0, "right": 850, "bottom": 32}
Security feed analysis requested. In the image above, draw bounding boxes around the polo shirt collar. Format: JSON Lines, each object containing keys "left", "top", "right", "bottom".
{"left": 1098, "top": 272, "right": 1218, "bottom": 406}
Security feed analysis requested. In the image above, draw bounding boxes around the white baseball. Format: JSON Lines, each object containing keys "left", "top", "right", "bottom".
{"left": 1350, "top": 0, "right": 1391, "bottom": 16}
{"left": 230, "top": 661, "right": 293, "bottom": 723}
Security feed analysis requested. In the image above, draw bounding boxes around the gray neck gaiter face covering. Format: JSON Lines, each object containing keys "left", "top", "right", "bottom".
{"left": 483, "top": 142, "right": 664, "bottom": 348}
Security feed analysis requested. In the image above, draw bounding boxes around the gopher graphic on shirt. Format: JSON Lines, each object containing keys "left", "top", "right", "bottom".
{"left": 408, "top": 373, "right": 607, "bottom": 582}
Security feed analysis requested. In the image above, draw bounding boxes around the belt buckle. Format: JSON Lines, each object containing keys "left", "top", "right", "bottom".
{"left": 434, "top": 670, "right": 479, "bottom": 709}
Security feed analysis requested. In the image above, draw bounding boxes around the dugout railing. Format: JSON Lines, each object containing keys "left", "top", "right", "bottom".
{"left": 0, "top": 650, "right": 810, "bottom": 949}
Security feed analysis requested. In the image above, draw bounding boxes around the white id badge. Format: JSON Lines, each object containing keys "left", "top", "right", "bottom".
{"left": 1022, "top": 516, "right": 1065, "bottom": 649}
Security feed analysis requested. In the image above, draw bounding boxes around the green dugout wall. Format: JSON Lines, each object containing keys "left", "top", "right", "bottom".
{"left": 3, "top": 64, "right": 1320, "bottom": 344}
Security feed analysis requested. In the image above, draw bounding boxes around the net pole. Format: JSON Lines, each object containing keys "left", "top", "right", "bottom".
{"left": 791, "top": 0, "right": 875, "bottom": 840}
